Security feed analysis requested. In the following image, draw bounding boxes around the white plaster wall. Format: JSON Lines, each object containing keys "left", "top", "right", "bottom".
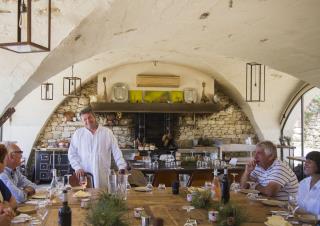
{"left": 2, "top": 60, "right": 300, "bottom": 163}
{"left": 97, "top": 62, "right": 215, "bottom": 102}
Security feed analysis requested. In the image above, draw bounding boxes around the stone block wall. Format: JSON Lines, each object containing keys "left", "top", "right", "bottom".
{"left": 35, "top": 80, "right": 257, "bottom": 148}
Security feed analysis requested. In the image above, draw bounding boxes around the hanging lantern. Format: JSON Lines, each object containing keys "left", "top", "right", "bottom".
{"left": 41, "top": 82, "right": 53, "bottom": 100}
{"left": 0, "top": 0, "right": 51, "bottom": 53}
{"left": 63, "top": 65, "right": 81, "bottom": 96}
{"left": 246, "top": 62, "right": 265, "bottom": 102}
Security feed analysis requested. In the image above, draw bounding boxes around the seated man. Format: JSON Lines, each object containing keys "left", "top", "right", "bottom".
{"left": 240, "top": 141, "right": 298, "bottom": 200}
{"left": 0, "top": 144, "right": 16, "bottom": 226}
{"left": 0, "top": 142, "right": 36, "bottom": 203}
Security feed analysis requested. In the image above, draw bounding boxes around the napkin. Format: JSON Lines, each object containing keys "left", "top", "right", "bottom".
{"left": 25, "top": 200, "right": 39, "bottom": 205}
{"left": 11, "top": 214, "right": 32, "bottom": 223}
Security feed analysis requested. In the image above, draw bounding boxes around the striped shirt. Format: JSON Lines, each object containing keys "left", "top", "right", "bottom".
{"left": 250, "top": 159, "right": 298, "bottom": 201}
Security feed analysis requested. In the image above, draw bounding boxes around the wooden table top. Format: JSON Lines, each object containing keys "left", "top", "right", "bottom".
{"left": 17, "top": 188, "right": 311, "bottom": 226}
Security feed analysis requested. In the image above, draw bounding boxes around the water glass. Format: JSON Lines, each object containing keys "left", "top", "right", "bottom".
{"left": 117, "top": 174, "right": 128, "bottom": 200}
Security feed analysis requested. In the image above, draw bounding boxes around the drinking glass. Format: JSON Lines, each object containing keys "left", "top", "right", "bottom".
{"left": 179, "top": 174, "right": 190, "bottom": 188}
{"left": 65, "top": 174, "right": 72, "bottom": 190}
{"left": 117, "top": 174, "right": 128, "bottom": 200}
{"left": 153, "top": 155, "right": 159, "bottom": 168}
{"left": 37, "top": 200, "right": 48, "bottom": 223}
{"left": 79, "top": 176, "right": 88, "bottom": 191}
{"left": 146, "top": 174, "right": 153, "bottom": 190}
{"left": 288, "top": 194, "right": 299, "bottom": 217}
{"left": 230, "top": 173, "right": 240, "bottom": 192}
{"left": 182, "top": 205, "right": 196, "bottom": 226}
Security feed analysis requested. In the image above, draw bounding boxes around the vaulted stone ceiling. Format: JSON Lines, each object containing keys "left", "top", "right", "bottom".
{"left": 0, "top": 0, "right": 319, "bottom": 114}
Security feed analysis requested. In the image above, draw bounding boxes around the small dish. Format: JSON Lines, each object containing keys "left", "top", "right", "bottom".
{"left": 17, "top": 206, "right": 37, "bottom": 214}
{"left": 261, "top": 199, "right": 286, "bottom": 207}
{"left": 31, "top": 193, "right": 47, "bottom": 199}
{"left": 239, "top": 189, "right": 260, "bottom": 194}
{"left": 297, "top": 214, "right": 317, "bottom": 223}
{"left": 72, "top": 190, "right": 91, "bottom": 198}
{"left": 133, "top": 187, "right": 152, "bottom": 192}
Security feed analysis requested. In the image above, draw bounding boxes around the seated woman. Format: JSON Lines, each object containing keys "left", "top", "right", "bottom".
{"left": 297, "top": 151, "right": 320, "bottom": 218}
{"left": 0, "top": 144, "right": 15, "bottom": 226}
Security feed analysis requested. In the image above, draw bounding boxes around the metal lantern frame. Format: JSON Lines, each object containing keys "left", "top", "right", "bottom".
{"left": 246, "top": 62, "right": 266, "bottom": 102}
{"left": 41, "top": 82, "right": 53, "bottom": 100}
{"left": 63, "top": 65, "right": 82, "bottom": 97}
{"left": 0, "top": 0, "right": 51, "bottom": 53}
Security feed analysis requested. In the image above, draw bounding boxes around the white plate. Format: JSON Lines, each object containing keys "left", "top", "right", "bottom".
{"left": 111, "top": 83, "right": 129, "bottom": 103}
{"left": 184, "top": 88, "right": 197, "bottom": 103}
{"left": 133, "top": 187, "right": 152, "bottom": 192}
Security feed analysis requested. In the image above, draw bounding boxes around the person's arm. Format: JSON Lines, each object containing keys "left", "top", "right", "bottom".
{"left": 240, "top": 160, "right": 256, "bottom": 189}
{"left": 0, "top": 213, "right": 11, "bottom": 226}
{"left": 15, "top": 170, "right": 36, "bottom": 195}
{"left": 0, "top": 174, "right": 27, "bottom": 203}
{"left": 110, "top": 132, "right": 127, "bottom": 172}
{"left": 255, "top": 182, "right": 282, "bottom": 197}
{"left": 68, "top": 132, "right": 84, "bottom": 177}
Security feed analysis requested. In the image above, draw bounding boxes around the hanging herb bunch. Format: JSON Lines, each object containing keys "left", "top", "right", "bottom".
{"left": 86, "top": 191, "right": 128, "bottom": 226}
{"left": 216, "top": 203, "right": 246, "bottom": 226}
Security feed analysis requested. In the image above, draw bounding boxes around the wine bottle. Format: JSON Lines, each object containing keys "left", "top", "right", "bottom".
{"left": 58, "top": 190, "right": 72, "bottom": 226}
{"left": 212, "top": 169, "right": 221, "bottom": 201}
{"left": 221, "top": 168, "right": 230, "bottom": 204}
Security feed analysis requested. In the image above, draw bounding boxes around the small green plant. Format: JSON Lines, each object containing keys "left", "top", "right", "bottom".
{"left": 216, "top": 203, "right": 246, "bottom": 226}
{"left": 190, "top": 190, "right": 213, "bottom": 210}
{"left": 86, "top": 191, "right": 128, "bottom": 226}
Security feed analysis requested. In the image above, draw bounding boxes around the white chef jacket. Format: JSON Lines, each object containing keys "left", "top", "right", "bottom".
{"left": 68, "top": 125, "right": 127, "bottom": 188}
{"left": 297, "top": 176, "right": 320, "bottom": 216}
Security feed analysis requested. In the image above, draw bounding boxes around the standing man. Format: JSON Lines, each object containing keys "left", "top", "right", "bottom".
{"left": 0, "top": 142, "right": 36, "bottom": 203}
{"left": 240, "top": 141, "right": 298, "bottom": 201}
{"left": 68, "top": 107, "right": 127, "bottom": 188}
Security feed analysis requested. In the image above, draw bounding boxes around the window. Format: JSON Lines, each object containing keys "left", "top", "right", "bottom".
{"left": 282, "top": 87, "right": 320, "bottom": 166}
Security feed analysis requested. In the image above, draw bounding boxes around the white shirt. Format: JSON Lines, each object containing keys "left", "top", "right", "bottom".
{"left": 297, "top": 176, "right": 320, "bottom": 216}
{"left": 68, "top": 126, "right": 127, "bottom": 188}
{"left": 250, "top": 159, "right": 299, "bottom": 200}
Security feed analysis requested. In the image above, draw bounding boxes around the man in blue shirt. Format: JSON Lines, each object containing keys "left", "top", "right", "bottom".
{"left": 0, "top": 142, "right": 36, "bottom": 203}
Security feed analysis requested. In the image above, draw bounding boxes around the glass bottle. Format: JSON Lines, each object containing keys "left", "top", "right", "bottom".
{"left": 58, "top": 190, "right": 72, "bottom": 226}
{"left": 212, "top": 169, "right": 221, "bottom": 201}
{"left": 221, "top": 168, "right": 230, "bottom": 204}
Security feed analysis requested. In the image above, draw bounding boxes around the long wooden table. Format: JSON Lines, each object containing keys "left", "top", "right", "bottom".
{"left": 33, "top": 189, "right": 281, "bottom": 226}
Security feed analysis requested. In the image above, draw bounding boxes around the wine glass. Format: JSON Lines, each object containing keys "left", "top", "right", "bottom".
{"left": 153, "top": 155, "right": 159, "bottom": 168}
{"left": 182, "top": 205, "right": 196, "bottom": 226}
{"left": 79, "top": 176, "right": 88, "bottom": 191}
{"left": 287, "top": 193, "right": 299, "bottom": 217}
{"left": 146, "top": 174, "right": 153, "bottom": 190}
{"left": 65, "top": 174, "right": 72, "bottom": 190}
{"left": 230, "top": 173, "right": 240, "bottom": 192}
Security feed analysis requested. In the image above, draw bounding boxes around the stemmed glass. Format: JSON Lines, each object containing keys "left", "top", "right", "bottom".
{"left": 146, "top": 174, "right": 153, "bottom": 190}
{"left": 79, "top": 176, "right": 88, "bottom": 191}
{"left": 182, "top": 205, "right": 196, "bottom": 226}
{"left": 287, "top": 193, "right": 299, "bottom": 217}
{"left": 153, "top": 155, "right": 159, "bottom": 168}
{"left": 65, "top": 174, "right": 72, "bottom": 190}
{"left": 230, "top": 173, "right": 240, "bottom": 192}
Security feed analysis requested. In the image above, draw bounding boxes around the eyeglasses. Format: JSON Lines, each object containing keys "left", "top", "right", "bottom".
{"left": 13, "top": 151, "right": 23, "bottom": 154}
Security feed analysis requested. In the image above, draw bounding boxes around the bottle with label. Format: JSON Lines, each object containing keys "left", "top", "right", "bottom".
{"left": 58, "top": 190, "right": 72, "bottom": 226}
{"left": 211, "top": 169, "right": 221, "bottom": 201}
{"left": 221, "top": 168, "right": 230, "bottom": 204}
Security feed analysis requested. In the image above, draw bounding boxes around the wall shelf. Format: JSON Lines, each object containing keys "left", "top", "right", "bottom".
{"left": 91, "top": 102, "right": 223, "bottom": 113}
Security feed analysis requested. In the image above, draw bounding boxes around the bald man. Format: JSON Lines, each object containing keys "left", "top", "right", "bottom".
{"left": 0, "top": 142, "right": 36, "bottom": 203}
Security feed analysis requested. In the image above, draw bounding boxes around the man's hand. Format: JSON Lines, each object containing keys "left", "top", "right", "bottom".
{"left": 75, "top": 169, "right": 85, "bottom": 178}
{"left": 23, "top": 186, "right": 35, "bottom": 196}
{"left": 2, "top": 207, "right": 15, "bottom": 218}
{"left": 245, "top": 159, "right": 256, "bottom": 175}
